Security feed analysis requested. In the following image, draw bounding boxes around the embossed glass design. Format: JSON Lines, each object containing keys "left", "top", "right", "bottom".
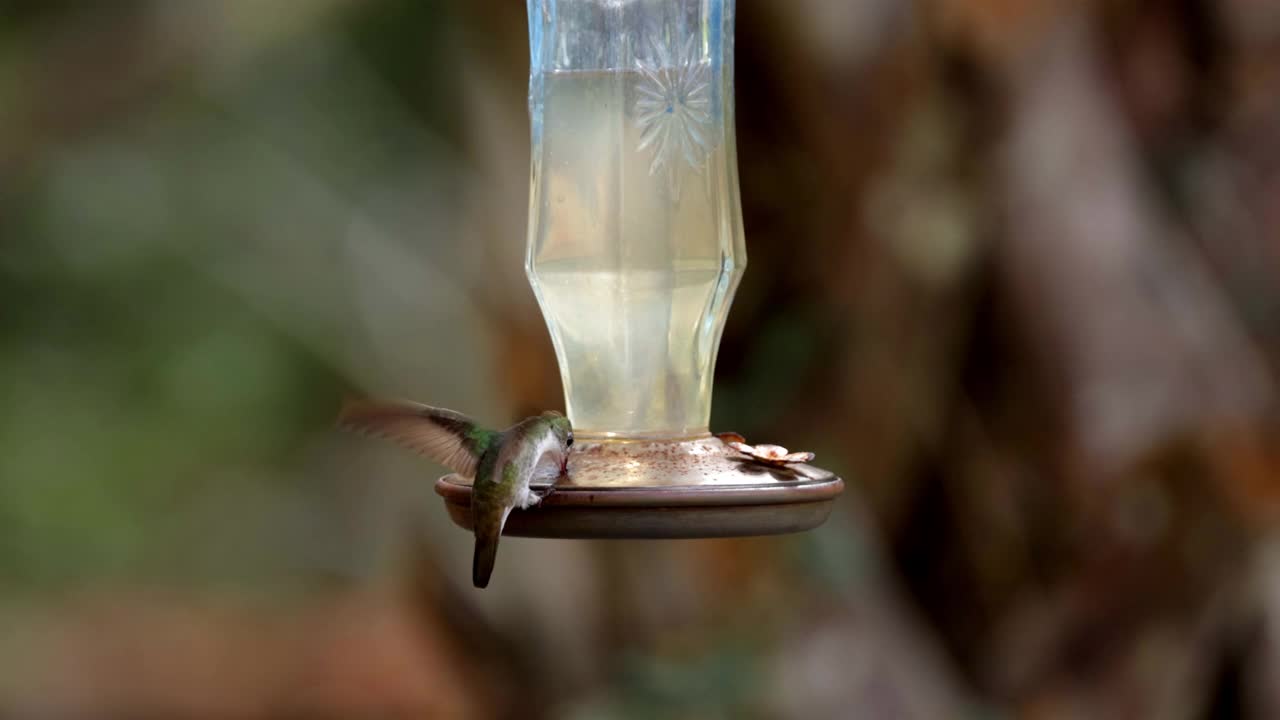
{"left": 634, "top": 35, "right": 714, "bottom": 194}
{"left": 525, "top": 0, "right": 745, "bottom": 439}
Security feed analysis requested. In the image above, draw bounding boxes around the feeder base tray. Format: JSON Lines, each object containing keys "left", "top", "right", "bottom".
{"left": 433, "top": 435, "right": 844, "bottom": 539}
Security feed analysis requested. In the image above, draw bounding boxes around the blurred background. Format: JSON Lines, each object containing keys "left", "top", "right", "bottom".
{"left": 3, "top": 0, "right": 1280, "bottom": 718}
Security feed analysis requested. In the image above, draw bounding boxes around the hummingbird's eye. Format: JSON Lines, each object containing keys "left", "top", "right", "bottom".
{"left": 567, "top": 434, "right": 574, "bottom": 447}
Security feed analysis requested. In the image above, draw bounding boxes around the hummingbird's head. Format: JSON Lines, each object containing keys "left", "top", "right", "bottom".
{"left": 540, "top": 410, "right": 574, "bottom": 450}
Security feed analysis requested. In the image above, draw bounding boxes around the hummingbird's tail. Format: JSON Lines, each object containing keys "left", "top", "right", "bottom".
{"left": 471, "top": 508, "right": 509, "bottom": 589}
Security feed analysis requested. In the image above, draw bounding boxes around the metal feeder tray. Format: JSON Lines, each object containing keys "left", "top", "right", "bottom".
{"left": 435, "top": 435, "right": 843, "bottom": 539}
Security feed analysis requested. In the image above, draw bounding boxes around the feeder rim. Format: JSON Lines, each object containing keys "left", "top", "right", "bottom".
{"left": 434, "top": 473, "right": 844, "bottom": 508}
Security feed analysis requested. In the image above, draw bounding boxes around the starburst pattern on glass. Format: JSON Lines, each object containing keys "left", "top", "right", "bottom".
{"left": 634, "top": 35, "right": 715, "bottom": 195}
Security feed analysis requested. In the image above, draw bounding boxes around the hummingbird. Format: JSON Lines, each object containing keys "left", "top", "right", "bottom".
{"left": 338, "top": 399, "right": 574, "bottom": 588}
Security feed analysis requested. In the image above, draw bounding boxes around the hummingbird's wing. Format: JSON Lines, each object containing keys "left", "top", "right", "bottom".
{"left": 338, "top": 399, "right": 497, "bottom": 478}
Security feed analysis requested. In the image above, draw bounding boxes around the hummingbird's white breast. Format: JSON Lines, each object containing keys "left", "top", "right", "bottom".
{"left": 519, "top": 430, "right": 567, "bottom": 506}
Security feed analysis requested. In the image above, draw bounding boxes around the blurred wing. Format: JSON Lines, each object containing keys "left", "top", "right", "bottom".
{"left": 338, "top": 399, "right": 495, "bottom": 478}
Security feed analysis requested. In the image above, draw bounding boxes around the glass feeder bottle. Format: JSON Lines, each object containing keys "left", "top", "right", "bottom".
{"left": 435, "top": 0, "right": 842, "bottom": 538}
{"left": 525, "top": 0, "right": 746, "bottom": 440}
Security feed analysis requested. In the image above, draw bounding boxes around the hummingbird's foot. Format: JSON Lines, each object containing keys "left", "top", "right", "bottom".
{"left": 519, "top": 485, "right": 555, "bottom": 509}
{"left": 534, "top": 486, "right": 555, "bottom": 504}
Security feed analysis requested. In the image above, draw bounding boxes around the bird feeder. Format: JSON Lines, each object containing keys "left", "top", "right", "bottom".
{"left": 436, "top": 0, "right": 842, "bottom": 537}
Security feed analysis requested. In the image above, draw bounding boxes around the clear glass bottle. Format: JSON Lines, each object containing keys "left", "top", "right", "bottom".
{"left": 525, "top": 0, "right": 746, "bottom": 439}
